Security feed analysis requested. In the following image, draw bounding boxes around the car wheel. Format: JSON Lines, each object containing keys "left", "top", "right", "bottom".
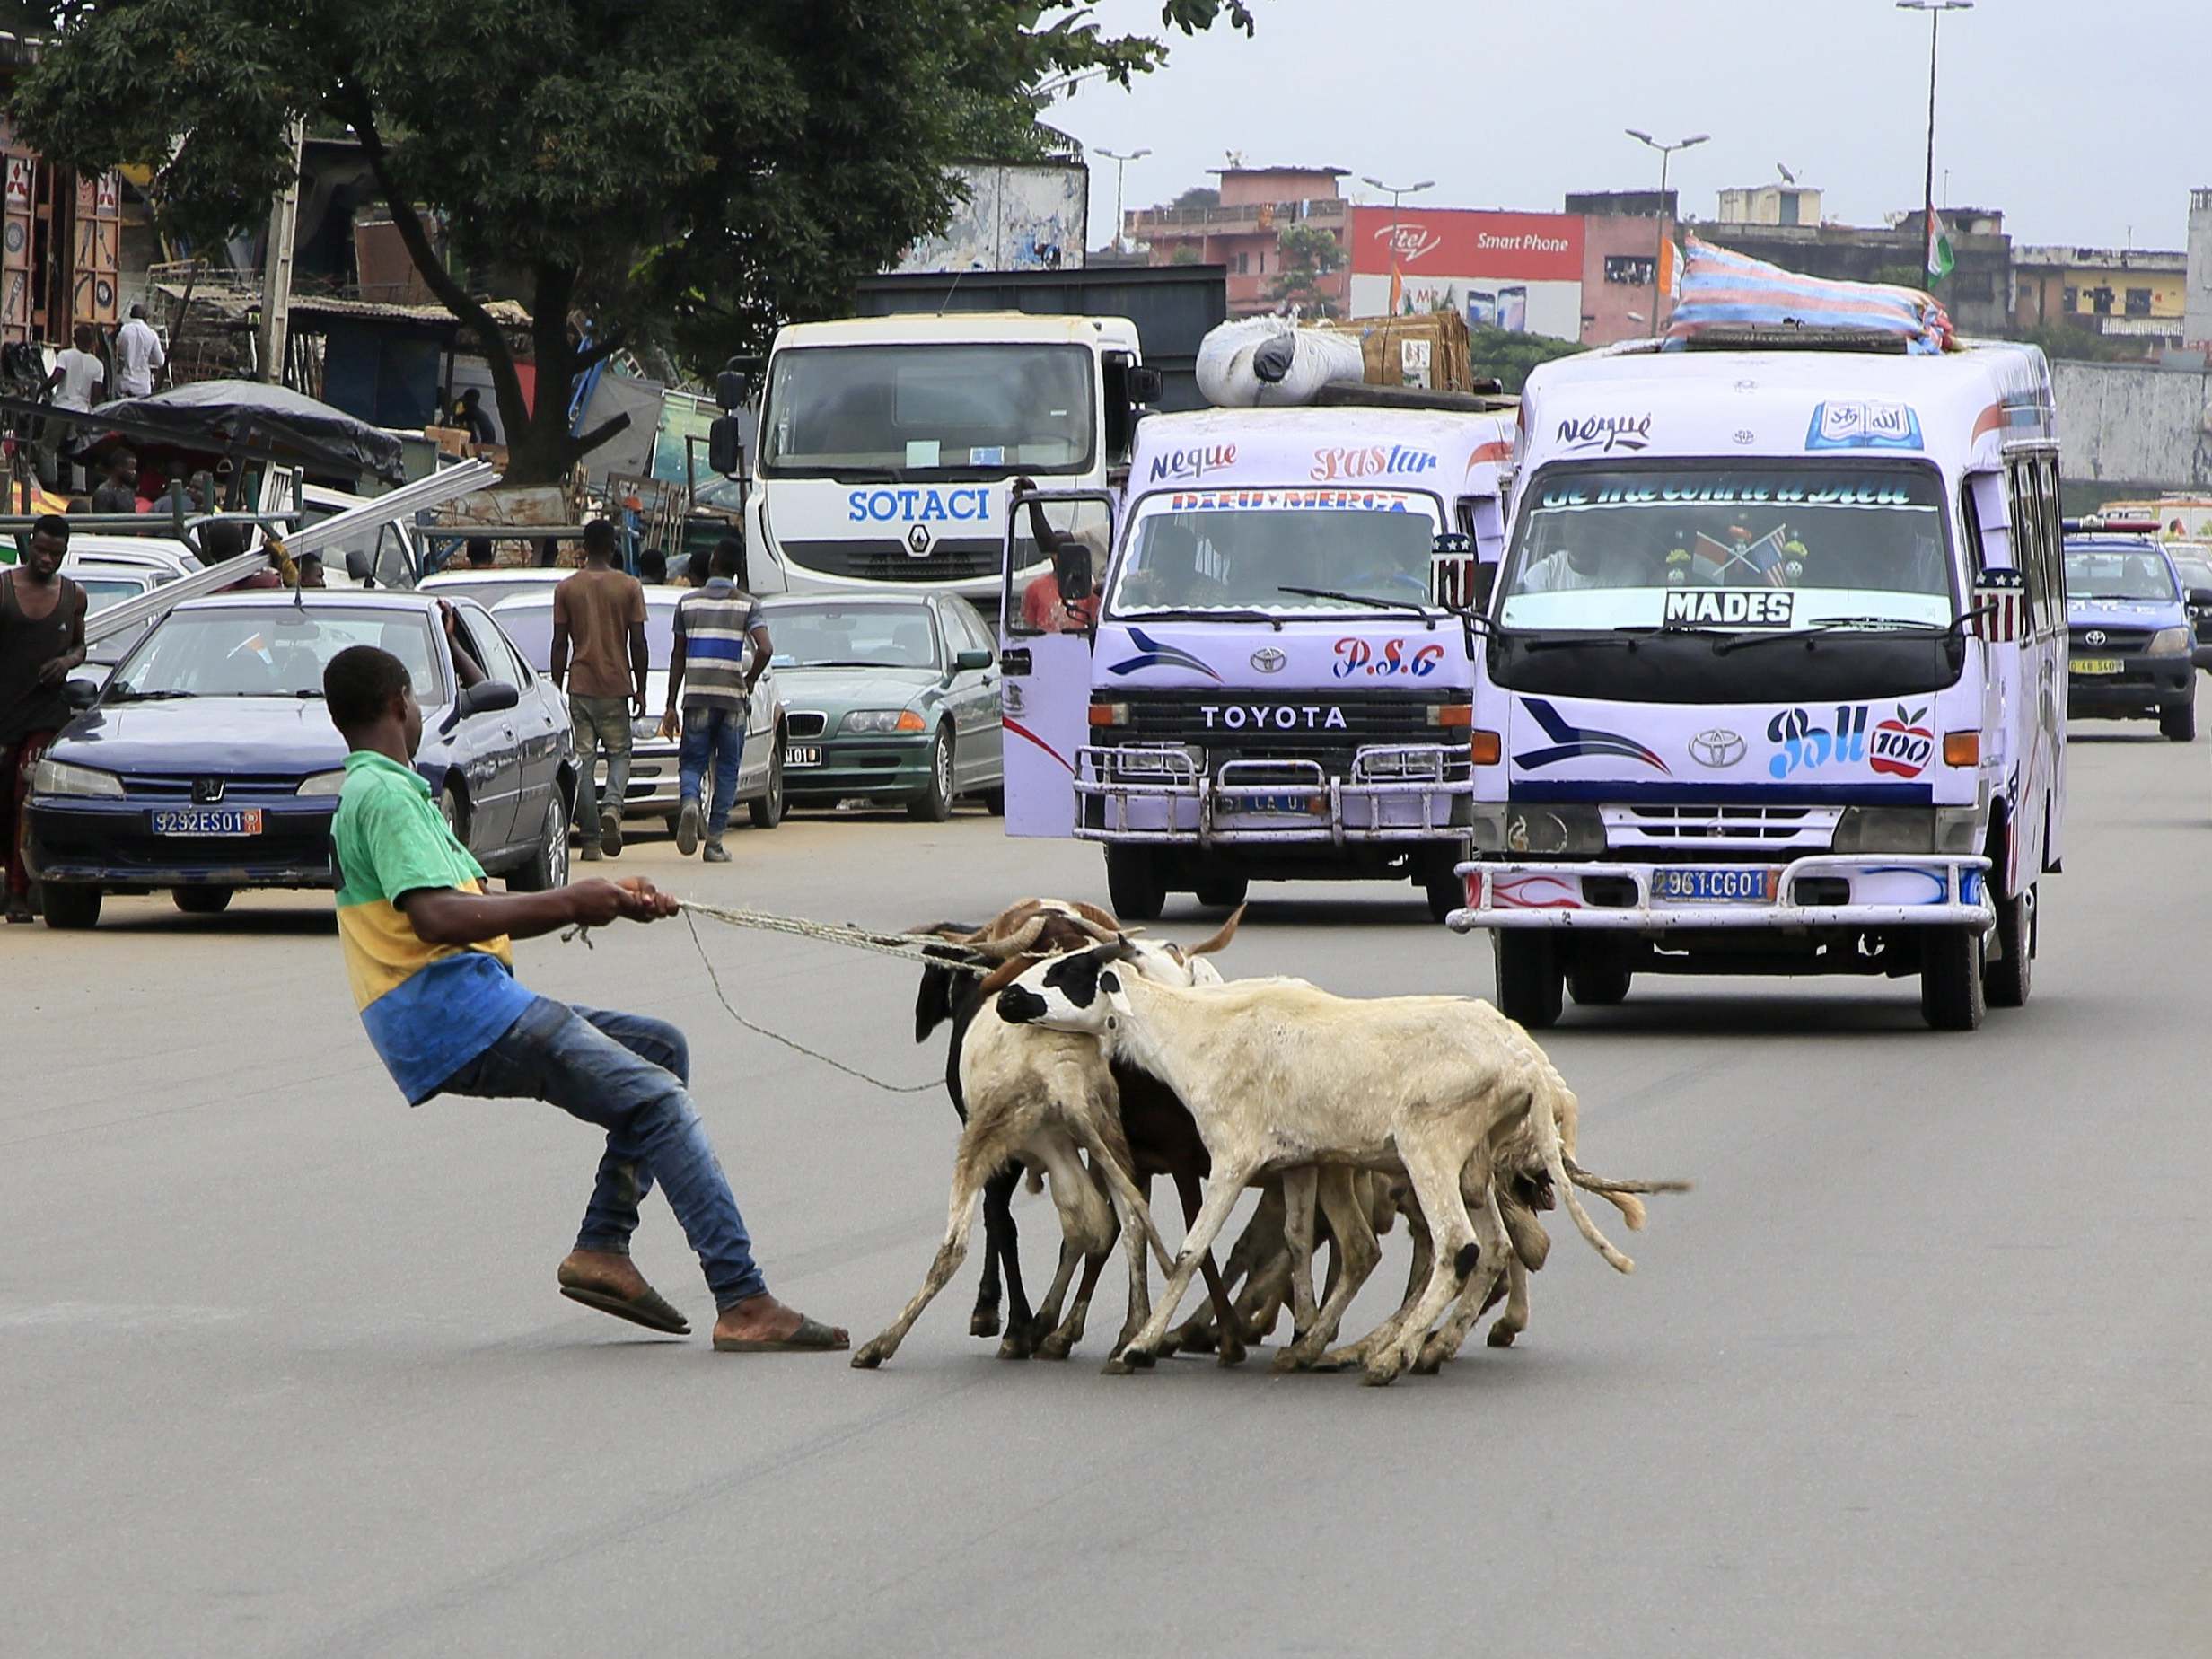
{"left": 1491, "top": 931, "right": 1563, "bottom": 1029}
{"left": 981, "top": 786, "right": 1006, "bottom": 816}
{"left": 172, "top": 886, "right": 234, "bottom": 917}
{"left": 508, "top": 794, "right": 569, "bottom": 893}
{"left": 41, "top": 883, "right": 101, "bottom": 930}
{"left": 1983, "top": 881, "right": 2034, "bottom": 1009}
{"left": 439, "top": 782, "right": 469, "bottom": 840}
{"left": 1104, "top": 845, "right": 1166, "bottom": 922}
{"left": 908, "top": 729, "right": 954, "bottom": 822}
{"left": 1919, "top": 925, "right": 1987, "bottom": 1031}
{"left": 2161, "top": 698, "right": 2196, "bottom": 742}
{"left": 748, "top": 728, "right": 786, "bottom": 829}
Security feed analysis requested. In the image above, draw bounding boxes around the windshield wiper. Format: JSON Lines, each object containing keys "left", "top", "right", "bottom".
{"left": 1519, "top": 617, "right": 1718, "bottom": 654}
{"left": 104, "top": 688, "right": 193, "bottom": 702}
{"left": 1276, "top": 584, "right": 1431, "bottom": 619}
{"left": 1712, "top": 617, "right": 1944, "bottom": 656}
{"left": 1122, "top": 607, "right": 1286, "bottom": 631}
{"left": 803, "top": 658, "right": 907, "bottom": 669}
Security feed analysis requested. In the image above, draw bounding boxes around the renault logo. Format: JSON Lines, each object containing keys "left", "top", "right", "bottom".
{"left": 192, "top": 777, "right": 225, "bottom": 803}
{"left": 1250, "top": 647, "right": 1286, "bottom": 674}
{"left": 905, "top": 523, "right": 932, "bottom": 556}
{"left": 2083, "top": 628, "right": 2107, "bottom": 647}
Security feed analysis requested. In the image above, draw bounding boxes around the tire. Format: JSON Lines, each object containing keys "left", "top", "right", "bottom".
{"left": 438, "top": 782, "right": 468, "bottom": 840}
{"left": 748, "top": 732, "right": 786, "bottom": 829}
{"left": 1104, "top": 845, "right": 1166, "bottom": 922}
{"left": 172, "top": 886, "right": 234, "bottom": 917}
{"left": 1491, "top": 931, "right": 1563, "bottom": 1029}
{"left": 981, "top": 786, "right": 1006, "bottom": 816}
{"left": 907, "top": 729, "right": 954, "bottom": 822}
{"left": 1194, "top": 873, "right": 1249, "bottom": 910}
{"left": 1567, "top": 963, "right": 1632, "bottom": 1006}
{"left": 507, "top": 794, "right": 570, "bottom": 894}
{"left": 41, "top": 883, "right": 101, "bottom": 929}
{"left": 1919, "top": 925, "right": 1987, "bottom": 1031}
{"left": 1983, "top": 881, "right": 2034, "bottom": 1009}
{"left": 2161, "top": 698, "right": 2196, "bottom": 742}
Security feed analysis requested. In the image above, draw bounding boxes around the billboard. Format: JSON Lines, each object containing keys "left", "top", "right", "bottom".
{"left": 1348, "top": 206, "right": 1584, "bottom": 341}
{"left": 894, "top": 163, "right": 1088, "bottom": 275}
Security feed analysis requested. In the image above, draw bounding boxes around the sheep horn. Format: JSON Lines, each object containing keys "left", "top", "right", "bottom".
{"left": 971, "top": 913, "right": 1051, "bottom": 960}
{"left": 1182, "top": 903, "right": 1247, "bottom": 959}
{"left": 1560, "top": 1155, "right": 1693, "bottom": 1196}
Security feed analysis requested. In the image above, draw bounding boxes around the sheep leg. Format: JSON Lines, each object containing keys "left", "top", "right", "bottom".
{"left": 1165, "top": 1178, "right": 1282, "bottom": 1356}
{"left": 1417, "top": 1185, "right": 1540, "bottom": 1371}
{"left": 1486, "top": 1255, "right": 1531, "bottom": 1348}
{"left": 1043, "top": 1163, "right": 1133, "bottom": 1359}
{"left": 1364, "top": 1144, "right": 1487, "bottom": 1387}
{"left": 1105, "top": 1156, "right": 1261, "bottom": 1374}
{"left": 1318, "top": 1198, "right": 1426, "bottom": 1372}
{"left": 1278, "top": 1167, "right": 1383, "bottom": 1372}
{"left": 853, "top": 1163, "right": 986, "bottom": 1369}
{"left": 1181, "top": 1170, "right": 1248, "bottom": 1368}
{"left": 1280, "top": 1166, "right": 1321, "bottom": 1348}
{"left": 970, "top": 1162, "right": 1022, "bottom": 1339}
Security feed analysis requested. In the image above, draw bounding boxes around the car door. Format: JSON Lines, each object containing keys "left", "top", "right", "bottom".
{"left": 444, "top": 605, "right": 525, "bottom": 851}
{"left": 947, "top": 598, "right": 1004, "bottom": 787}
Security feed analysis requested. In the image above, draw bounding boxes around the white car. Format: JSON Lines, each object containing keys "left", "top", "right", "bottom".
{"left": 420, "top": 567, "right": 571, "bottom": 610}
{"left": 491, "top": 588, "right": 786, "bottom": 832}
{"left": 299, "top": 484, "right": 422, "bottom": 589}
{"left": 59, "top": 535, "right": 200, "bottom": 583}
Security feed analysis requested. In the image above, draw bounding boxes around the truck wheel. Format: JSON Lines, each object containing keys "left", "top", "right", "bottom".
{"left": 1104, "top": 846, "right": 1166, "bottom": 922}
{"left": 1193, "top": 873, "right": 1249, "bottom": 910}
{"left": 1491, "top": 932, "right": 1563, "bottom": 1029}
{"left": 1983, "top": 882, "right": 2034, "bottom": 1009}
{"left": 172, "top": 886, "right": 234, "bottom": 917}
{"left": 2161, "top": 698, "right": 2196, "bottom": 742}
{"left": 41, "top": 883, "right": 101, "bottom": 930}
{"left": 1567, "top": 963, "right": 1632, "bottom": 1006}
{"left": 1419, "top": 847, "right": 1466, "bottom": 925}
{"left": 1919, "top": 926, "right": 1987, "bottom": 1031}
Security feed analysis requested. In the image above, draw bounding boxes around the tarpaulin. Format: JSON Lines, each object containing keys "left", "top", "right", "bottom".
{"left": 1666, "top": 237, "right": 1955, "bottom": 356}
{"left": 86, "top": 379, "right": 407, "bottom": 481}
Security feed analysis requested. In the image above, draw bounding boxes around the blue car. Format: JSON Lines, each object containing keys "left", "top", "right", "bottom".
{"left": 2063, "top": 536, "right": 2199, "bottom": 742}
{"left": 26, "top": 591, "right": 575, "bottom": 928}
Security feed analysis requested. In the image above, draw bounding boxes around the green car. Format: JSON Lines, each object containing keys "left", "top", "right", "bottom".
{"left": 759, "top": 592, "right": 1005, "bottom": 820}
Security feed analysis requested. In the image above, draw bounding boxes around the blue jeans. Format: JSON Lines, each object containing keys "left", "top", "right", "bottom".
{"left": 439, "top": 998, "right": 767, "bottom": 1310}
{"left": 679, "top": 704, "right": 745, "bottom": 836}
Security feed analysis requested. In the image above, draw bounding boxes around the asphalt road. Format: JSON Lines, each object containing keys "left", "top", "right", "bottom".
{"left": 7, "top": 712, "right": 2210, "bottom": 1658}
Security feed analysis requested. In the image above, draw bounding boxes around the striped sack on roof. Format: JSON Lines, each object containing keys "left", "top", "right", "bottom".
{"left": 1666, "top": 235, "right": 1955, "bottom": 355}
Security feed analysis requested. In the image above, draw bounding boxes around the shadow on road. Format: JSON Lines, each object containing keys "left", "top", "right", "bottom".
{"left": 1552, "top": 993, "right": 1939, "bottom": 1038}
{"left": 89, "top": 908, "right": 337, "bottom": 937}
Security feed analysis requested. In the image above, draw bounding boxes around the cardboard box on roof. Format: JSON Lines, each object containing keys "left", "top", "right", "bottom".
{"left": 427, "top": 483, "right": 580, "bottom": 567}
{"left": 1320, "top": 311, "right": 1475, "bottom": 392}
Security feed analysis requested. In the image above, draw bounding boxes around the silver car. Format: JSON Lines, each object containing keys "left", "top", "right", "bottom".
{"left": 492, "top": 588, "right": 786, "bottom": 831}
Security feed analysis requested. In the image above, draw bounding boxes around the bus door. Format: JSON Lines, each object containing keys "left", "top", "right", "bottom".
{"left": 999, "top": 489, "right": 1116, "bottom": 838}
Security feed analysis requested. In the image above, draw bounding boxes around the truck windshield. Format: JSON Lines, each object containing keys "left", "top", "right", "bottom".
{"left": 1108, "top": 488, "right": 1443, "bottom": 618}
{"left": 2063, "top": 546, "right": 2177, "bottom": 601}
{"left": 760, "top": 344, "right": 1094, "bottom": 477}
{"left": 1499, "top": 462, "right": 1955, "bottom": 633}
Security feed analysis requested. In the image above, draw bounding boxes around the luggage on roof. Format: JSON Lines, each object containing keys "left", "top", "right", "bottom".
{"left": 1665, "top": 235, "right": 1956, "bottom": 356}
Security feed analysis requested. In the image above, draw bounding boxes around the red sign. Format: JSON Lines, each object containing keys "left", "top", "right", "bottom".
{"left": 1350, "top": 206, "right": 1584, "bottom": 282}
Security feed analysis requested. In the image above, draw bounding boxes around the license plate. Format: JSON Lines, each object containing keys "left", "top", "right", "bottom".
{"left": 785, "top": 745, "right": 824, "bottom": 768}
{"left": 1653, "top": 865, "right": 1775, "bottom": 904}
{"left": 151, "top": 807, "right": 262, "bottom": 837}
{"left": 2070, "top": 657, "right": 2123, "bottom": 676}
{"left": 1222, "top": 793, "right": 1315, "bottom": 816}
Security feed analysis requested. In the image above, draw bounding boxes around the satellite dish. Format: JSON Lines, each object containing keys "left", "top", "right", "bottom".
{"left": 1777, "top": 162, "right": 1798, "bottom": 184}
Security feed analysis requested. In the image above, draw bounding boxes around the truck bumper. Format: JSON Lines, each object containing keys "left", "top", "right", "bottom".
{"left": 1447, "top": 855, "right": 1993, "bottom": 933}
{"left": 1074, "top": 743, "right": 1470, "bottom": 847}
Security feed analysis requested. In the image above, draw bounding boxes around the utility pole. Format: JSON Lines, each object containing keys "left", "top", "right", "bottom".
{"left": 257, "top": 118, "right": 303, "bottom": 386}
{"left": 1095, "top": 146, "right": 1150, "bottom": 256}
{"left": 1360, "top": 175, "right": 1433, "bottom": 315}
{"left": 1899, "top": 1, "right": 1971, "bottom": 282}
{"left": 1625, "top": 130, "right": 1707, "bottom": 337}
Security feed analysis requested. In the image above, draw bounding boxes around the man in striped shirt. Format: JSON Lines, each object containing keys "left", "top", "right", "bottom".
{"left": 664, "top": 539, "right": 770, "bottom": 862}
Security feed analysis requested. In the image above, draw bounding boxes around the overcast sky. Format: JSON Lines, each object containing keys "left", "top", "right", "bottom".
{"left": 1058, "top": 0, "right": 2205, "bottom": 253}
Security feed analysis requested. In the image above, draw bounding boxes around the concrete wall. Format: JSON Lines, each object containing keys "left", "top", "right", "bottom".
{"left": 2053, "top": 357, "right": 2212, "bottom": 493}
{"left": 2187, "top": 189, "right": 2212, "bottom": 352}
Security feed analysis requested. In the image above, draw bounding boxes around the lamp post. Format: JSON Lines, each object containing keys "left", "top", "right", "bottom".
{"left": 1096, "top": 146, "right": 1151, "bottom": 255}
{"left": 1898, "top": 1, "right": 1971, "bottom": 284}
{"left": 1359, "top": 175, "right": 1433, "bottom": 314}
{"left": 1625, "top": 129, "right": 1707, "bottom": 337}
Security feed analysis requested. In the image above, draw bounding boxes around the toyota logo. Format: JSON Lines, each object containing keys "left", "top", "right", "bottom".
{"left": 1688, "top": 729, "right": 1746, "bottom": 769}
{"left": 1250, "top": 647, "right": 1286, "bottom": 674}
{"left": 2083, "top": 628, "right": 2107, "bottom": 647}
{"left": 905, "top": 523, "right": 932, "bottom": 556}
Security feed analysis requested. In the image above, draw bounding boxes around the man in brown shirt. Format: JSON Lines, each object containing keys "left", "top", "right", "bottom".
{"left": 550, "top": 520, "right": 648, "bottom": 859}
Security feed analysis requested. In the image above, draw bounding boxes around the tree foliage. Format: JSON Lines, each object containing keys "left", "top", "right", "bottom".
{"left": 12, "top": 1, "right": 1257, "bottom": 482}
{"left": 1465, "top": 324, "right": 1586, "bottom": 395}
{"left": 1268, "top": 221, "right": 1345, "bottom": 316}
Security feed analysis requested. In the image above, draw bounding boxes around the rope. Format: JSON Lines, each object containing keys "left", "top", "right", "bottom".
{"left": 676, "top": 899, "right": 992, "bottom": 973}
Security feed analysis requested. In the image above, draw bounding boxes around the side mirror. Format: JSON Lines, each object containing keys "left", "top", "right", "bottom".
{"left": 708, "top": 414, "right": 746, "bottom": 478}
{"left": 715, "top": 363, "right": 750, "bottom": 412}
{"left": 952, "top": 648, "right": 992, "bottom": 672}
{"left": 457, "top": 680, "right": 520, "bottom": 719}
{"left": 1056, "top": 548, "right": 1094, "bottom": 604}
{"left": 65, "top": 676, "right": 101, "bottom": 711}
{"left": 344, "top": 548, "right": 373, "bottom": 582}
{"left": 2189, "top": 587, "right": 2212, "bottom": 608}
{"left": 1128, "top": 365, "right": 1164, "bottom": 406}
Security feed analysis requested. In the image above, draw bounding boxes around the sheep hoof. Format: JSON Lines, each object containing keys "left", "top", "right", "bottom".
{"left": 1270, "top": 1347, "right": 1306, "bottom": 1374}
{"left": 851, "top": 1343, "right": 887, "bottom": 1370}
{"left": 1359, "top": 1359, "right": 1401, "bottom": 1388}
{"left": 1410, "top": 1347, "right": 1444, "bottom": 1376}
{"left": 997, "top": 1328, "right": 1037, "bottom": 1361}
{"left": 1486, "top": 1323, "right": 1519, "bottom": 1349}
{"left": 1314, "top": 1345, "right": 1361, "bottom": 1372}
{"left": 1216, "top": 1335, "right": 1248, "bottom": 1368}
{"left": 1035, "top": 1333, "right": 1074, "bottom": 1361}
{"left": 1174, "top": 1325, "right": 1217, "bottom": 1356}
{"left": 1102, "top": 1353, "right": 1137, "bottom": 1376}
{"left": 1125, "top": 1345, "right": 1158, "bottom": 1370}
{"left": 969, "top": 1310, "right": 1001, "bottom": 1339}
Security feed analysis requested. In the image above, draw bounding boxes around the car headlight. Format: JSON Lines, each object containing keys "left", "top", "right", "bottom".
{"left": 296, "top": 769, "right": 347, "bottom": 797}
{"left": 842, "top": 708, "right": 926, "bottom": 734}
{"left": 31, "top": 759, "right": 124, "bottom": 798}
{"left": 2148, "top": 626, "right": 2192, "bottom": 655}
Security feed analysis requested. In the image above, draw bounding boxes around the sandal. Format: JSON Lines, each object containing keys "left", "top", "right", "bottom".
{"left": 713, "top": 1314, "right": 849, "bottom": 1353}
{"left": 557, "top": 1268, "right": 690, "bottom": 1336}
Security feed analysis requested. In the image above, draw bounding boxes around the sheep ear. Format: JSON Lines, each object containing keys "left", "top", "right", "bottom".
{"left": 1185, "top": 904, "right": 1247, "bottom": 958}
{"left": 976, "top": 953, "right": 1043, "bottom": 996}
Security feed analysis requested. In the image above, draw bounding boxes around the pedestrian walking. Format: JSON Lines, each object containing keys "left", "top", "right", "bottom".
{"left": 550, "top": 519, "right": 646, "bottom": 860}
{"left": 1, "top": 516, "right": 88, "bottom": 923}
{"left": 319, "top": 643, "right": 846, "bottom": 1353}
{"left": 115, "top": 303, "right": 165, "bottom": 397}
{"left": 88, "top": 448, "right": 139, "bottom": 515}
{"left": 663, "top": 538, "right": 770, "bottom": 863}
{"left": 46, "top": 323, "right": 104, "bottom": 413}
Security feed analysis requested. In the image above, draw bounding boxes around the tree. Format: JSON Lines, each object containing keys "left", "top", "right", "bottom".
{"left": 13, "top": 1, "right": 1256, "bottom": 482}
{"left": 1465, "top": 324, "right": 1586, "bottom": 395}
{"left": 1171, "top": 185, "right": 1221, "bottom": 211}
{"left": 1268, "top": 221, "right": 1345, "bottom": 317}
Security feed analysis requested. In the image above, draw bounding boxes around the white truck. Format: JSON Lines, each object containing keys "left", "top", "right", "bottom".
{"left": 745, "top": 312, "right": 1158, "bottom": 601}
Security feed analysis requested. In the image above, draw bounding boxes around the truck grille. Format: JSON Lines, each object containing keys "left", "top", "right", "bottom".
{"left": 780, "top": 539, "right": 1000, "bottom": 584}
{"left": 2069, "top": 625, "right": 2152, "bottom": 653}
{"left": 1102, "top": 690, "right": 1466, "bottom": 784}
{"left": 1602, "top": 802, "right": 1839, "bottom": 852}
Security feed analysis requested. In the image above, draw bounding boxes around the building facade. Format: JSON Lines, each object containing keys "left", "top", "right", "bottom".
{"left": 1124, "top": 165, "right": 1349, "bottom": 317}
{"left": 2013, "top": 244, "right": 2188, "bottom": 351}
{"left": 1345, "top": 206, "right": 1584, "bottom": 339}
{"left": 1716, "top": 182, "right": 1825, "bottom": 227}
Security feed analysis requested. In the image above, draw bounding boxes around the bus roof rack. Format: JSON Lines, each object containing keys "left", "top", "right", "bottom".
{"left": 2063, "top": 514, "right": 2162, "bottom": 536}
{"left": 1308, "top": 381, "right": 1514, "bottom": 414}
{"left": 1677, "top": 325, "right": 1912, "bottom": 355}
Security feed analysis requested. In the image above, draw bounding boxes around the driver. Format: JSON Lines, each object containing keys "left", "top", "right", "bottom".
{"left": 1518, "top": 543, "right": 1609, "bottom": 592}
{"left": 1014, "top": 476, "right": 1104, "bottom": 632}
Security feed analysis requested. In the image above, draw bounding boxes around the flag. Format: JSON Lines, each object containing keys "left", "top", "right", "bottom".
{"left": 1926, "top": 213, "right": 1954, "bottom": 280}
{"left": 1693, "top": 528, "right": 1790, "bottom": 587}
{"left": 1389, "top": 262, "right": 1403, "bottom": 315}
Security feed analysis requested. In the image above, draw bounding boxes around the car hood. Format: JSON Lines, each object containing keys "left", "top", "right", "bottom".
{"left": 770, "top": 666, "right": 943, "bottom": 710}
{"left": 51, "top": 696, "right": 364, "bottom": 775}
{"left": 2067, "top": 599, "right": 2183, "bottom": 629}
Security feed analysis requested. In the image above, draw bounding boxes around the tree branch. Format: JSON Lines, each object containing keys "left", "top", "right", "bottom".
{"left": 572, "top": 410, "right": 631, "bottom": 460}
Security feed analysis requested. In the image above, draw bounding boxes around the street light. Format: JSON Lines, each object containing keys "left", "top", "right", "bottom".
{"left": 1096, "top": 146, "right": 1152, "bottom": 255}
{"left": 1898, "top": 1, "right": 1972, "bottom": 285}
{"left": 1360, "top": 176, "right": 1433, "bottom": 313}
{"left": 1625, "top": 130, "right": 1707, "bottom": 337}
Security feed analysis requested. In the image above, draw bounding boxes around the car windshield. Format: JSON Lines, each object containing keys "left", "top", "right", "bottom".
{"left": 107, "top": 608, "right": 444, "bottom": 702}
{"left": 496, "top": 600, "right": 679, "bottom": 673}
{"left": 1107, "top": 489, "right": 1444, "bottom": 618}
{"left": 1499, "top": 463, "right": 1956, "bottom": 632}
{"left": 2171, "top": 554, "right": 2212, "bottom": 592}
{"left": 766, "top": 603, "right": 938, "bottom": 670}
{"left": 73, "top": 575, "right": 149, "bottom": 611}
{"left": 761, "top": 343, "right": 1093, "bottom": 477}
{"left": 2065, "top": 547, "right": 2176, "bottom": 602}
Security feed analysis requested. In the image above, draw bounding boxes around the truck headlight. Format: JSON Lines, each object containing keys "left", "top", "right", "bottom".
{"left": 2148, "top": 626, "right": 2192, "bottom": 655}
{"left": 1503, "top": 803, "right": 1604, "bottom": 856}
{"left": 31, "top": 759, "right": 124, "bottom": 798}
{"left": 295, "top": 769, "right": 347, "bottom": 797}
{"left": 1831, "top": 804, "right": 1983, "bottom": 855}
{"left": 844, "top": 708, "right": 925, "bottom": 734}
